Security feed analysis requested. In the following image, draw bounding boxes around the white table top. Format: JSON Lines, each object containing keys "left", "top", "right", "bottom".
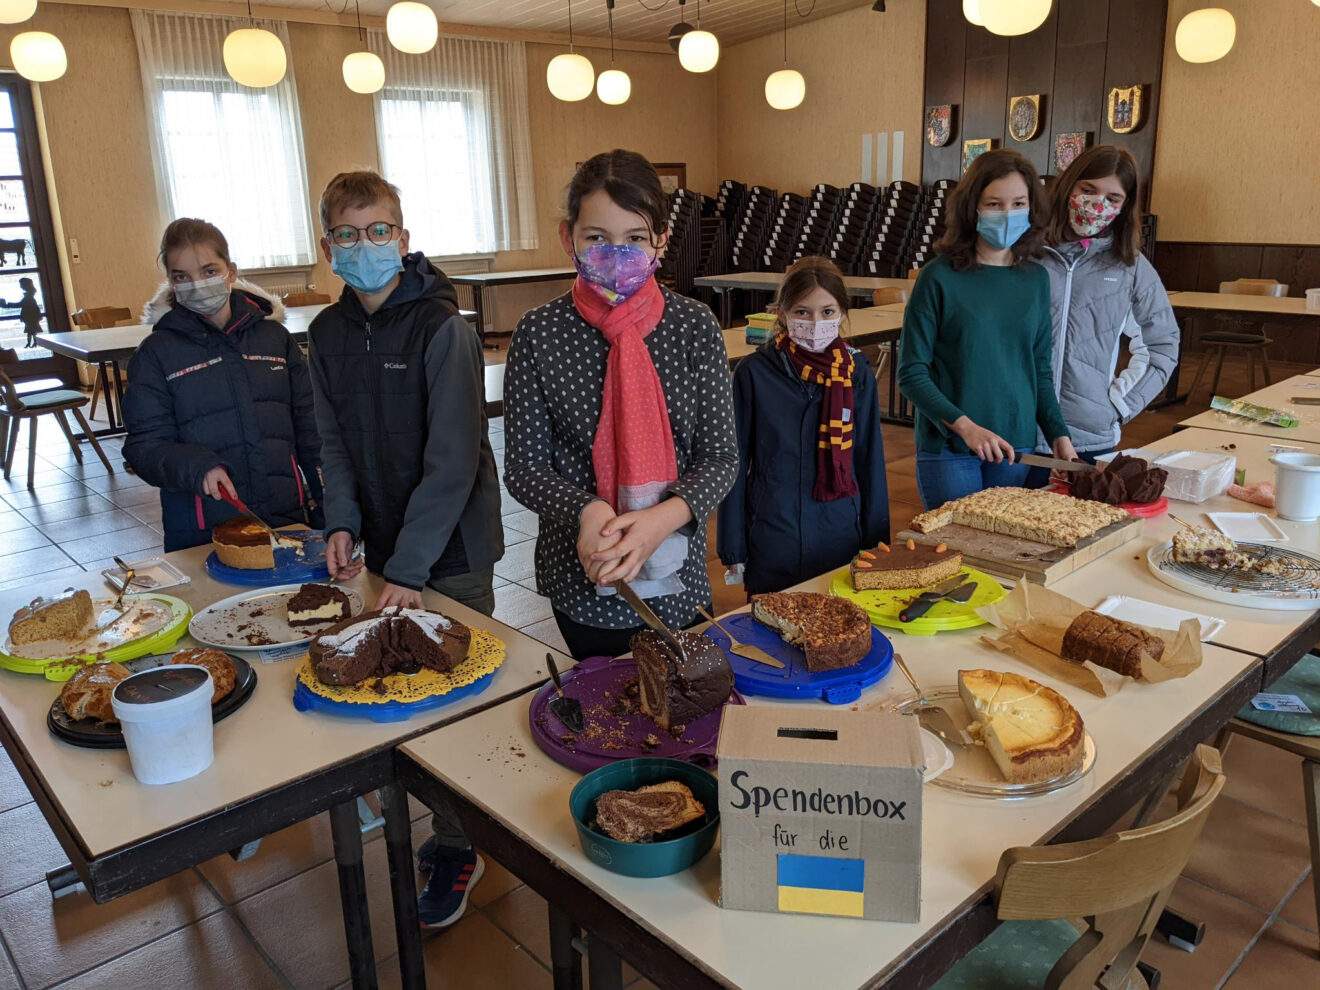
{"left": 1168, "top": 292, "right": 1320, "bottom": 318}
{"left": 695, "top": 272, "right": 913, "bottom": 296}
{"left": 721, "top": 307, "right": 904, "bottom": 362}
{"left": 1047, "top": 428, "right": 1320, "bottom": 659}
{"left": 401, "top": 615, "right": 1257, "bottom": 990}
{"left": 0, "top": 545, "right": 568, "bottom": 858}
{"left": 448, "top": 267, "right": 576, "bottom": 285}
{"left": 1178, "top": 374, "right": 1320, "bottom": 444}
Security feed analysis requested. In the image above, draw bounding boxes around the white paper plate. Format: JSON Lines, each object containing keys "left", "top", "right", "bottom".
{"left": 188, "top": 584, "right": 363, "bottom": 656}
{"left": 1206, "top": 512, "right": 1288, "bottom": 543}
{"left": 1146, "top": 541, "right": 1320, "bottom": 611}
{"left": 1095, "top": 595, "right": 1225, "bottom": 642}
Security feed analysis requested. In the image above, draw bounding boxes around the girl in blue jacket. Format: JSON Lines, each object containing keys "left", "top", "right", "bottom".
{"left": 124, "top": 218, "right": 322, "bottom": 551}
{"left": 718, "top": 256, "right": 889, "bottom": 594}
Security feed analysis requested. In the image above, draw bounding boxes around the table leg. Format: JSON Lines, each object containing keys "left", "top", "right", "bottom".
{"left": 380, "top": 784, "right": 426, "bottom": 990}
{"left": 329, "top": 800, "right": 379, "bottom": 990}
{"left": 585, "top": 933, "right": 624, "bottom": 990}
{"left": 1151, "top": 312, "right": 1192, "bottom": 409}
{"left": 95, "top": 362, "right": 113, "bottom": 425}
{"left": 474, "top": 286, "right": 493, "bottom": 350}
{"left": 109, "top": 361, "right": 127, "bottom": 430}
{"left": 548, "top": 903, "right": 583, "bottom": 990}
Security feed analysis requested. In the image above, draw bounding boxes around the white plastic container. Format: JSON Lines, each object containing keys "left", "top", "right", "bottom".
{"left": 1097, "top": 447, "right": 1236, "bottom": 503}
{"left": 111, "top": 665, "right": 215, "bottom": 785}
{"left": 1272, "top": 450, "right": 1320, "bottom": 522}
{"left": 1306, "top": 288, "right": 1320, "bottom": 312}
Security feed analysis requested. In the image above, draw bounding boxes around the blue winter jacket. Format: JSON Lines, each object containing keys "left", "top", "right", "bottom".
{"left": 124, "top": 285, "right": 323, "bottom": 551}
{"left": 717, "top": 340, "right": 890, "bottom": 595}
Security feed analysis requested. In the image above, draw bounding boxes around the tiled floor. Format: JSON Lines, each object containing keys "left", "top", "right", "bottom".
{"left": 0, "top": 356, "right": 1316, "bottom": 987}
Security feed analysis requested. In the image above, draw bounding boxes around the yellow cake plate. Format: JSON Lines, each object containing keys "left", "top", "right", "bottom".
{"left": 829, "top": 565, "right": 1005, "bottom": 636}
{"left": 0, "top": 594, "right": 193, "bottom": 681}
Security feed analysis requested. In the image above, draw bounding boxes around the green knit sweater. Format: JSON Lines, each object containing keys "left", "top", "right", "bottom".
{"left": 897, "top": 254, "right": 1070, "bottom": 455}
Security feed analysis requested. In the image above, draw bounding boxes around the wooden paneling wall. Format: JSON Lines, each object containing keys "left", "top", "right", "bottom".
{"left": 921, "top": 0, "right": 1168, "bottom": 203}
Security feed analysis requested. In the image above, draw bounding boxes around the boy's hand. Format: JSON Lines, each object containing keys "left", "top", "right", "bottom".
{"left": 376, "top": 583, "right": 423, "bottom": 610}
{"left": 592, "top": 499, "right": 693, "bottom": 586}
{"left": 577, "top": 500, "right": 622, "bottom": 583}
{"left": 326, "top": 531, "right": 363, "bottom": 580}
{"left": 202, "top": 466, "right": 236, "bottom": 500}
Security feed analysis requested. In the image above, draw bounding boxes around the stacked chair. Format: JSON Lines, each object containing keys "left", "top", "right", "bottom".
{"left": 760, "top": 192, "right": 807, "bottom": 272}
{"left": 657, "top": 188, "right": 706, "bottom": 295}
{"left": 728, "top": 185, "right": 777, "bottom": 272}
{"left": 828, "top": 182, "right": 881, "bottom": 275}
{"left": 792, "top": 184, "right": 844, "bottom": 264}
{"left": 861, "top": 180, "right": 923, "bottom": 277}
{"left": 901, "top": 178, "right": 955, "bottom": 276}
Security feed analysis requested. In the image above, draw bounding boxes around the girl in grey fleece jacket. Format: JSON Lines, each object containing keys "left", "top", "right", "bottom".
{"left": 1033, "top": 145, "right": 1179, "bottom": 471}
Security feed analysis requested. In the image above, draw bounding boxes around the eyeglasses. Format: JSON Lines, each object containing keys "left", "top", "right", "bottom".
{"left": 327, "top": 221, "right": 400, "bottom": 247}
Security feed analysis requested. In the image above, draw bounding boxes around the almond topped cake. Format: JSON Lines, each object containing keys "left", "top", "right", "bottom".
{"left": 851, "top": 539, "right": 963, "bottom": 591}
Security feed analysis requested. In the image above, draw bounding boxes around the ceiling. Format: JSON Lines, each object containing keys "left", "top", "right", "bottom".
{"left": 243, "top": 0, "right": 878, "bottom": 46}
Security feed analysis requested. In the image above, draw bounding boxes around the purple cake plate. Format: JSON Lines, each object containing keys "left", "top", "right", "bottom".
{"left": 528, "top": 654, "right": 745, "bottom": 774}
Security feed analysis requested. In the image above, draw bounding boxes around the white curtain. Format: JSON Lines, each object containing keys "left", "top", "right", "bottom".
{"left": 131, "top": 10, "right": 315, "bottom": 270}
{"left": 369, "top": 31, "right": 538, "bottom": 256}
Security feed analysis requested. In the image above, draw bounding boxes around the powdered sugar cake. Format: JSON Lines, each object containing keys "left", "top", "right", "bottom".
{"left": 309, "top": 607, "right": 472, "bottom": 687}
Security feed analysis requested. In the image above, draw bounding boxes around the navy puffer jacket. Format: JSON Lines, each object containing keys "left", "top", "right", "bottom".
{"left": 124, "top": 284, "right": 323, "bottom": 552}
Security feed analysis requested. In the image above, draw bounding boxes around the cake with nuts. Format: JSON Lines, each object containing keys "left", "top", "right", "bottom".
{"left": 1172, "top": 525, "right": 1285, "bottom": 577}
{"left": 751, "top": 592, "right": 872, "bottom": 671}
{"left": 851, "top": 539, "right": 963, "bottom": 591}
{"left": 911, "top": 487, "right": 1128, "bottom": 548}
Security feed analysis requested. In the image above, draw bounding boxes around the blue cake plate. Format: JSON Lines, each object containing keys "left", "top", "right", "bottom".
{"left": 292, "top": 670, "right": 496, "bottom": 723}
{"left": 205, "top": 529, "right": 330, "bottom": 586}
{"left": 703, "top": 614, "right": 893, "bottom": 705}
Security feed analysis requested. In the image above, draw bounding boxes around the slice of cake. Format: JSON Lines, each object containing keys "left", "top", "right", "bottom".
{"left": 309, "top": 608, "right": 472, "bottom": 686}
{"left": 957, "top": 669, "right": 1085, "bottom": 785}
{"left": 593, "top": 780, "right": 706, "bottom": 843}
{"left": 59, "top": 661, "right": 131, "bottom": 722}
{"left": 1171, "top": 525, "right": 1285, "bottom": 577}
{"left": 287, "top": 584, "right": 353, "bottom": 628}
{"left": 851, "top": 539, "right": 963, "bottom": 591}
{"left": 171, "top": 648, "right": 238, "bottom": 703}
{"left": 632, "top": 631, "right": 733, "bottom": 732}
{"left": 1061, "top": 611, "right": 1164, "bottom": 677}
{"left": 212, "top": 517, "right": 275, "bottom": 570}
{"left": 751, "top": 592, "right": 872, "bottom": 671}
{"left": 9, "top": 589, "right": 94, "bottom": 646}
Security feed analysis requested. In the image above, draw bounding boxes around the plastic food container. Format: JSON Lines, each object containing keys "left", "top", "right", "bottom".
{"left": 111, "top": 665, "right": 215, "bottom": 785}
{"left": 1306, "top": 288, "right": 1320, "bottom": 312}
{"left": 568, "top": 757, "right": 719, "bottom": 878}
{"left": 1098, "top": 448, "right": 1236, "bottom": 503}
{"left": 1272, "top": 450, "right": 1320, "bottom": 521}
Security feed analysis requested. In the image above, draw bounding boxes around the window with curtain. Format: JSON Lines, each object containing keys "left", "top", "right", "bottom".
{"left": 370, "top": 32, "right": 538, "bottom": 257}
{"left": 131, "top": 11, "right": 315, "bottom": 270}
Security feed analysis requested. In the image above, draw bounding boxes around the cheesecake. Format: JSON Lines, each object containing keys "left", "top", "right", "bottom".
{"left": 212, "top": 517, "right": 275, "bottom": 570}
{"left": 850, "top": 539, "right": 963, "bottom": 592}
{"left": 286, "top": 583, "right": 353, "bottom": 628}
{"left": 957, "top": 669, "right": 1085, "bottom": 785}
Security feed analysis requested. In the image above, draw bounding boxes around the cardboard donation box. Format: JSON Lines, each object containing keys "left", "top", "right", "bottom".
{"left": 716, "top": 706, "right": 923, "bottom": 923}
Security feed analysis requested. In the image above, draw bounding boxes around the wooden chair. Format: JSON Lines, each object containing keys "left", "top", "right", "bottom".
{"left": 872, "top": 286, "right": 911, "bottom": 307}
{"left": 72, "top": 306, "right": 133, "bottom": 423}
{"left": 933, "top": 745, "right": 1225, "bottom": 989}
{"left": 282, "top": 290, "right": 332, "bottom": 307}
{"left": 0, "top": 349, "right": 114, "bottom": 488}
{"left": 1186, "top": 279, "right": 1286, "bottom": 399}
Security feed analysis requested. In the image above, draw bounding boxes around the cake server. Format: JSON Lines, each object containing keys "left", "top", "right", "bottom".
{"left": 695, "top": 605, "right": 785, "bottom": 669}
{"left": 544, "top": 653, "right": 584, "bottom": 733}
{"left": 899, "top": 580, "right": 976, "bottom": 623}
{"left": 890, "top": 653, "right": 972, "bottom": 747}
{"left": 216, "top": 487, "right": 279, "bottom": 539}
{"left": 613, "top": 581, "right": 687, "bottom": 663}
{"left": 1016, "top": 453, "right": 1093, "bottom": 474}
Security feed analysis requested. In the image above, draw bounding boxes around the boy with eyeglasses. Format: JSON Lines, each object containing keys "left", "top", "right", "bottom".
{"left": 307, "top": 171, "right": 502, "bottom": 927}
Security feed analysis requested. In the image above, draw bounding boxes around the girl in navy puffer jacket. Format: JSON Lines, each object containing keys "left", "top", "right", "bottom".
{"left": 124, "top": 219, "right": 322, "bottom": 551}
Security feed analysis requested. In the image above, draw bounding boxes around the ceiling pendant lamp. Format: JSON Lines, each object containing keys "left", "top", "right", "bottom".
{"left": 386, "top": 1, "right": 438, "bottom": 55}
{"left": 223, "top": 3, "right": 286, "bottom": 89}
{"left": 667, "top": 0, "right": 693, "bottom": 50}
{"left": 981, "top": 0, "right": 1051, "bottom": 37}
{"left": 10, "top": 31, "right": 66, "bottom": 82}
{"left": 342, "top": 2, "right": 384, "bottom": 95}
{"left": 596, "top": 0, "right": 631, "bottom": 105}
{"left": 0, "top": 0, "right": 37, "bottom": 25}
{"left": 961, "top": 0, "right": 984, "bottom": 27}
{"left": 547, "top": 0, "right": 594, "bottom": 102}
{"left": 765, "top": 1, "right": 804, "bottom": 111}
{"left": 678, "top": 0, "right": 719, "bottom": 72}
{"left": 1175, "top": 7, "right": 1236, "bottom": 63}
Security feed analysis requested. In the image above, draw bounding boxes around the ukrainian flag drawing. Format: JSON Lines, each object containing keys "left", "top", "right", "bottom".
{"left": 776, "top": 853, "right": 865, "bottom": 918}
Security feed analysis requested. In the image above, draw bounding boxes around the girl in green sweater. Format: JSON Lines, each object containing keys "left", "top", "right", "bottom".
{"left": 897, "top": 149, "right": 1075, "bottom": 508}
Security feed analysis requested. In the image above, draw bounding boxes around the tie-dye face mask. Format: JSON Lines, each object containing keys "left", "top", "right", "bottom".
{"left": 574, "top": 242, "right": 659, "bottom": 305}
{"left": 1068, "top": 191, "right": 1123, "bottom": 238}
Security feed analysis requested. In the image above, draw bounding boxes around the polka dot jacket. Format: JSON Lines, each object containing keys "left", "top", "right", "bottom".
{"left": 504, "top": 287, "right": 738, "bottom": 630}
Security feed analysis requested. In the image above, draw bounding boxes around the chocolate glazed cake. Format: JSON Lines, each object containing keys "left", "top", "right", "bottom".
{"left": 631, "top": 631, "right": 734, "bottom": 732}
{"left": 309, "top": 607, "right": 472, "bottom": 687}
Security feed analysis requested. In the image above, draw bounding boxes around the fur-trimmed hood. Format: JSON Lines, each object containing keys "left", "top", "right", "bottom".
{"left": 141, "top": 278, "right": 286, "bottom": 325}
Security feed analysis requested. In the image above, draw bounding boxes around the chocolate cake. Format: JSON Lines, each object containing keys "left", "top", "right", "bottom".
{"left": 751, "top": 592, "right": 872, "bottom": 671}
{"left": 851, "top": 540, "right": 963, "bottom": 591}
{"left": 1071, "top": 454, "right": 1168, "bottom": 506}
{"left": 309, "top": 607, "right": 472, "bottom": 687}
{"left": 1061, "top": 610, "right": 1164, "bottom": 677}
{"left": 631, "top": 631, "right": 733, "bottom": 732}
{"left": 287, "top": 584, "right": 353, "bottom": 628}
{"left": 593, "top": 781, "right": 706, "bottom": 843}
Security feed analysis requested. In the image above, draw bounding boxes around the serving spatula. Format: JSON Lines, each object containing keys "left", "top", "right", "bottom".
{"left": 544, "top": 653, "right": 583, "bottom": 733}
{"left": 891, "top": 652, "right": 972, "bottom": 747}
{"left": 695, "top": 605, "right": 785, "bottom": 669}
{"left": 899, "top": 580, "right": 977, "bottom": 623}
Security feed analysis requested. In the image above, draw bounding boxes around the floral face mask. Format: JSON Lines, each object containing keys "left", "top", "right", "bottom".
{"left": 1068, "top": 191, "right": 1123, "bottom": 238}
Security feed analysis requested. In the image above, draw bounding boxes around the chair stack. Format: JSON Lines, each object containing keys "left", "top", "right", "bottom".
{"left": 861, "top": 180, "right": 923, "bottom": 277}
{"left": 760, "top": 193, "right": 808, "bottom": 272}
{"left": 791, "top": 184, "right": 844, "bottom": 264}
{"left": 900, "top": 179, "right": 955, "bottom": 276}
{"left": 658, "top": 189, "right": 706, "bottom": 294}
{"left": 712, "top": 179, "right": 747, "bottom": 225}
{"left": 826, "top": 182, "right": 880, "bottom": 275}
{"left": 729, "top": 185, "right": 777, "bottom": 272}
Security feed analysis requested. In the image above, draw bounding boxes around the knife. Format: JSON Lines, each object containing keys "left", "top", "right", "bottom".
{"left": 1017, "top": 452, "right": 1094, "bottom": 474}
{"left": 613, "top": 581, "right": 688, "bottom": 663}
{"left": 899, "top": 580, "right": 976, "bottom": 623}
{"left": 216, "top": 486, "right": 279, "bottom": 538}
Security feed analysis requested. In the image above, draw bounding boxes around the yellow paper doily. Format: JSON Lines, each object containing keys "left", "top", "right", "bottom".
{"left": 295, "top": 628, "right": 506, "bottom": 706}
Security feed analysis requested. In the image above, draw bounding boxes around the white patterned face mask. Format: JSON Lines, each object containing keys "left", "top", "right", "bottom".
{"left": 787, "top": 317, "right": 841, "bottom": 352}
{"left": 1067, "top": 191, "right": 1123, "bottom": 238}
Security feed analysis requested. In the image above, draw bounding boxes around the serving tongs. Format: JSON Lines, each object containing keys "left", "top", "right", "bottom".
{"left": 891, "top": 652, "right": 972, "bottom": 748}
{"left": 613, "top": 580, "right": 688, "bottom": 664}
{"left": 695, "top": 605, "right": 785, "bottom": 669}
{"left": 545, "top": 653, "right": 583, "bottom": 733}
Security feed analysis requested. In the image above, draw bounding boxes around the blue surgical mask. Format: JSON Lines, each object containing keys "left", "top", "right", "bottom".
{"left": 976, "top": 208, "right": 1032, "bottom": 251}
{"left": 331, "top": 239, "right": 404, "bottom": 294}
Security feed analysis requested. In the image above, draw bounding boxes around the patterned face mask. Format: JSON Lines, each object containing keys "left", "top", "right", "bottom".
{"left": 1068, "top": 191, "right": 1123, "bottom": 238}
{"left": 574, "top": 242, "right": 659, "bottom": 305}
{"left": 787, "top": 317, "right": 842, "bottom": 353}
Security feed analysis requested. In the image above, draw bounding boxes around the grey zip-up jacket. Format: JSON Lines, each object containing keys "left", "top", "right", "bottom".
{"left": 1035, "top": 237, "right": 1180, "bottom": 452}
